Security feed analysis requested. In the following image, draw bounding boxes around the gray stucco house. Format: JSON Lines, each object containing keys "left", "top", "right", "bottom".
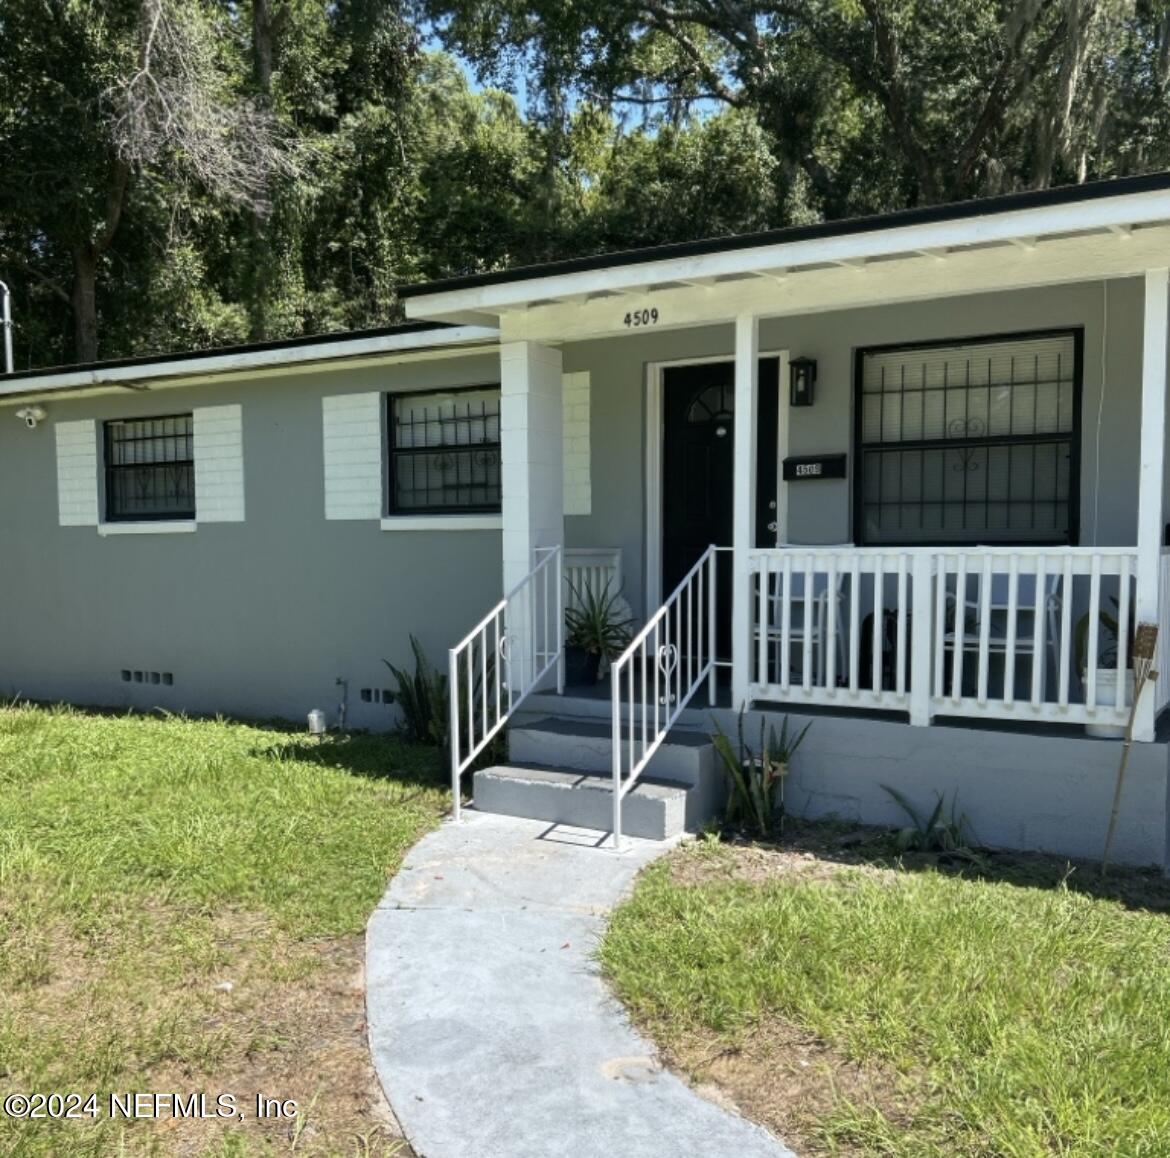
{"left": 6, "top": 173, "right": 1170, "bottom": 866}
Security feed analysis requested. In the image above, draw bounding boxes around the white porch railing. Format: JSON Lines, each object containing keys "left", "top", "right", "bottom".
{"left": 609, "top": 545, "right": 727, "bottom": 848}
{"left": 749, "top": 547, "right": 914, "bottom": 713}
{"left": 448, "top": 546, "right": 563, "bottom": 818}
{"left": 749, "top": 545, "right": 1138, "bottom": 731}
{"left": 931, "top": 548, "right": 1133, "bottom": 726}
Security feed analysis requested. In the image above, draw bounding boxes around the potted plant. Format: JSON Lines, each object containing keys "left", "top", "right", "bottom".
{"left": 564, "top": 580, "right": 633, "bottom": 686}
{"left": 1075, "top": 597, "right": 1134, "bottom": 738}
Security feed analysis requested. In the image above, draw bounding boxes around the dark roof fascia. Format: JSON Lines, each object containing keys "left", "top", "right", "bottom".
{"left": 0, "top": 320, "right": 455, "bottom": 383}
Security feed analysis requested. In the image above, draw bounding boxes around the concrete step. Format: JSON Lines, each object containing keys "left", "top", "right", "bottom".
{"left": 479, "top": 714, "right": 729, "bottom": 839}
{"left": 509, "top": 715, "right": 715, "bottom": 786}
{"left": 471, "top": 764, "right": 689, "bottom": 841}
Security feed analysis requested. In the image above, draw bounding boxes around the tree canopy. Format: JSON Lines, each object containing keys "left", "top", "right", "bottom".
{"left": 1, "top": 0, "right": 1168, "bottom": 369}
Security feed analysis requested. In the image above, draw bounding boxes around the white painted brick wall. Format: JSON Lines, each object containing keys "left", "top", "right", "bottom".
{"left": 323, "top": 392, "right": 383, "bottom": 520}
{"left": 194, "top": 404, "right": 245, "bottom": 523}
{"left": 562, "top": 371, "right": 591, "bottom": 516}
{"left": 55, "top": 420, "right": 99, "bottom": 526}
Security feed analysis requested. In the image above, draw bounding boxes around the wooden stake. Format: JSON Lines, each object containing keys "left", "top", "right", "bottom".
{"left": 1102, "top": 623, "right": 1159, "bottom": 876}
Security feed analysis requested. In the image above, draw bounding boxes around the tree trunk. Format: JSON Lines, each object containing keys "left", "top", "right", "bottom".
{"left": 68, "top": 159, "right": 130, "bottom": 364}
{"left": 253, "top": 0, "right": 274, "bottom": 91}
{"left": 71, "top": 248, "right": 99, "bottom": 364}
{"left": 248, "top": 0, "right": 276, "bottom": 341}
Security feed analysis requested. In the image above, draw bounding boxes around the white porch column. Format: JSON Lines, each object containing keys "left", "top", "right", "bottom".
{"left": 731, "top": 314, "right": 760, "bottom": 709}
{"left": 1135, "top": 268, "right": 1169, "bottom": 742}
{"left": 500, "top": 341, "right": 564, "bottom": 687}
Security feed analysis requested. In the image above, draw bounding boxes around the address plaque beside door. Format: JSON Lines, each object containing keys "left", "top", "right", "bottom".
{"left": 782, "top": 454, "right": 847, "bottom": 481}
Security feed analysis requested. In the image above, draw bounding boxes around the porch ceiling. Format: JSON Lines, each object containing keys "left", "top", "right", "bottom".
{"left": 402, "top": 180, "right": 1170, "bottom": 343}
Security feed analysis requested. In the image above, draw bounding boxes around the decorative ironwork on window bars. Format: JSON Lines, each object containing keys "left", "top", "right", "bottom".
{"left": 389, "top": 387, "right": 502, "bottom": 514}
{"left": 104, "top": 414, "right": 195, "bottom": 522}
{"left": 855, "top": 330, "right": 1082, "bottom": 546}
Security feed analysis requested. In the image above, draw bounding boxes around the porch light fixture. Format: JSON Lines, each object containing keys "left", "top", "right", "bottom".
{"left": 789, "top": 357, "right": 817, "bottom": 407}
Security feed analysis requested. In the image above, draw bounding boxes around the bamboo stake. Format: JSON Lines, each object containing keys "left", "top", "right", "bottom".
{"left": 1101, "top": 622, "right": 1159, "bottom": 877}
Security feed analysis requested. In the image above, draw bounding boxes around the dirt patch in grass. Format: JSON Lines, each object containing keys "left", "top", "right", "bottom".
{"left": 663, "top": 827, "right": 890, "bottom": 889}
{"left": 670, "top": 821, "right": 1170, "bottom": 913}
{"left": 152, "top": 928, "right": 410, "bottom": 1157}
{"left": 665, "top": 1020, "right": 914, "bottom": 1157}
{"left": 0, "top": 903, "right": 412, "bottom": 1157}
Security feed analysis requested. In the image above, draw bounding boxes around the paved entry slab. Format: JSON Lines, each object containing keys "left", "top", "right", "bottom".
{"left": 366, "top": 810, "right": 794, "bottom": 1158}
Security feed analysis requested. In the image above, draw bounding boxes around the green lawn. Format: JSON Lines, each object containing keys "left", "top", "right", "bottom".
{"left": 601, "top": 835, "right": 1170, "bottom": 1157}
{"left": 0, "top": 704, "right": 449, "bottom": 1157}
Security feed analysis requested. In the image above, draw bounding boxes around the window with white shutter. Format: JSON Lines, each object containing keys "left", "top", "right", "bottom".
{"left": 855, "top": 330, "right": 1081, "bottom": 545}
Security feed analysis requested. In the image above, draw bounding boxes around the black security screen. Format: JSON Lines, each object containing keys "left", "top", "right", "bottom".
{"left": 855, "top": 330, "right": 1081, "bottom": 546}
{"left": 104, "top": 415, "right": 195, "bottom": 522}
{"left": 389, "top": 387, "right": 501, "bottom": 514}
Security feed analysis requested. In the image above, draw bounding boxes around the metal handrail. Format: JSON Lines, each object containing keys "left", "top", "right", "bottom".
{"left": 449, "top": 546, "right": 563, "bottom": 819}
{"left": 610, "top": 544, "right": 725, "bottom": 848}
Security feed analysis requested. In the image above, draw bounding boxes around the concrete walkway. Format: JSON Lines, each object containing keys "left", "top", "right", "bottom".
{"left": 366, "top": 810, "right": 794, "bottom": 1158}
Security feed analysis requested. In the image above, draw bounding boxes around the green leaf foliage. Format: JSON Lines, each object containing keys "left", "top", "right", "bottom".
{"left": 5, "top": 1, "right": 1170, "bottom": 367}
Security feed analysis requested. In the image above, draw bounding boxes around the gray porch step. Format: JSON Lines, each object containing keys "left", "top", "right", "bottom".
{"left": 509, "top": 715, "right": 715, "bottom": 785}
{"left": 471, "top": 765, "right": 689, "bottom": 841}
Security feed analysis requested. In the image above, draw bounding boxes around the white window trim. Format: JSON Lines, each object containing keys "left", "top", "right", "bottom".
{"left": 380, "top": 514, "right": 502, "bottom": 532}
{"left": 97, "top": 520, "right": 197, "bottom": 536}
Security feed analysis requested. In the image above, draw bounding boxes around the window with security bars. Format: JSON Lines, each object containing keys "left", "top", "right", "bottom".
{"left": 855, "top": 330, "right": 1081, "bottom": 545}
{"left": 104, "top": 415, "right": 195, "bottom": 522}
{"left": 388, "top": 387, "right": 501, "bottom": 514}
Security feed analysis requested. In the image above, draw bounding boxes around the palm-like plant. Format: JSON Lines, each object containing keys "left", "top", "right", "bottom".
{"left": 712, "top": 708, "right": 810, "bottom": 837}
{"left": 881, "top": 785, "right": 979, "bottom": 858}
{"left": 384, "top": 635, "right": 448, "bottom": 750}
{"left": 564, "top": 580, "right": 634, "bottom": 659}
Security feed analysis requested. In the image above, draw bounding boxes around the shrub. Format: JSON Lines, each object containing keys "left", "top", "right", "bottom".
{"left": 882, "top": 784, "right": 980, "bottom": 859}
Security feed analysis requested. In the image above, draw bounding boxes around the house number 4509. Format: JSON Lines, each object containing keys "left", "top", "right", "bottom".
{"left": 623, "top": 307, "right": 659, "bottom": 328}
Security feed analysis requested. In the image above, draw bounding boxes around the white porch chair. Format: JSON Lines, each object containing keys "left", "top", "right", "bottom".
{"left": 758, "top": 564, "right": 848, "bottom": 687}
{"left": 564, "top": 547, "right": 623, "bottom": 613}
{"left": 942, "top": 569, "right": 1063, "bottom": 698}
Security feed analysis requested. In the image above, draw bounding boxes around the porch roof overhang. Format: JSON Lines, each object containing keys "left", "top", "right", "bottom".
{"left": 400, "top": 173, "right": 1170, "bottom": 343}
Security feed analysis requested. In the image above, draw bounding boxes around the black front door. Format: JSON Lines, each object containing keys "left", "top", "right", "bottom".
{"left": 661, "top": 358, "right": 780, "bottom": 658}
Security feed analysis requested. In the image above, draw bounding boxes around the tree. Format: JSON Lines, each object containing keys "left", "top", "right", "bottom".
{"left": 578, "top": 107, "right": 782, "bottom": 250}
{"left": 0, "top": 0, "right": 292, "bottom": 363}
{"left": 419, "top": 0, "right": 1170, "bottom": 212}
